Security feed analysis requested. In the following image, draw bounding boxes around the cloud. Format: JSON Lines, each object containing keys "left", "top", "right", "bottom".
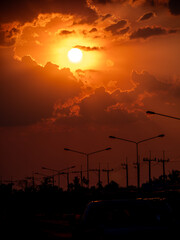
{"left": 54, "top": 69, "right": 180, "bottom": 129}
{"left": 117, "top": 26, "right": 130, "bottom": 35}
{"left": 59, "top": 30, "right": 75, "bottom": 35}
{"left": 1, "top": 46, "right": 179, "bottom": 129}
{"left": 0, "top": 54, "right": 82, "bottom": 126}
{"left": 130, "top": 71, "right": 180, "bottom": 114}
{"left": 91, "top": 0, "right": 180, "bottom": 17}
{"left": 54, "top": 86, "right": 144, "bottom": 126}
{"left": 168, "top": 0, "right": 180, "bottom": 15}
{"left": 101, "top": 14, "right": 112, "bottom": 21}
{"left": 134, "top": 0, "right": 180, "bottom": 16}
{"left": 105, "top": 19, "right": 128, "bottom": 34}
{"left": 91, "top": 0, "right": 126, "bottom": 4}
{"left": 0, "top": 0, "right": 98, "bottom": 24}
{"left": 132, "top": 71, "right": 170, "bottom": 93}
{"left": 129, "top": 26, "right": 177, "bottom": 39}
{"left": 89, "top": 27, "right": 98, "bottom": 33}
{"left": 91, "top": 0, "right": 114, "bottom": 3}
{"left": 0, "top": 26, "right": 20, "bottom": 47}
{"left": 73, "top": 45, "right": 104, "bottom": 51}
{"left": 138, "top": 12, "right": 154, "bottom": 21}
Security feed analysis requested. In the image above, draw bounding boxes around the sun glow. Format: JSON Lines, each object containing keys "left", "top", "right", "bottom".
{"left": 68, "top": 48, "right": 83, "bottom": 63}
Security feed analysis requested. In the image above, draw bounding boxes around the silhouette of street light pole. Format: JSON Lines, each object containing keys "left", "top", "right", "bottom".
{"left": 146, "top": 111, "right": 180, "bottom": 120}
{"left": 109, "top": 134, "right": 165, "bottom": 189}
{"left": 64, "top": 147, "right": 112, "bottom": 188}
{"left": 121, "top": 157, "right": 129, "bottom": 188}
{"left": 42, "top": 166, "right": 75, "bottom": 189}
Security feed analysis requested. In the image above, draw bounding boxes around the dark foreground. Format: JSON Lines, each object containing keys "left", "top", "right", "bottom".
{"left": 1, "top": 213, "right": 73, "bottom": 240}
{"left": 1, "top": 189, "right": 180, "bottom": 240}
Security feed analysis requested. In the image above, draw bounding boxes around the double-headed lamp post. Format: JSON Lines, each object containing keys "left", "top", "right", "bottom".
{"left": 109, "top": 134, "right": 165, "bottom": 189}
{"left": 64, "top": 147, "right": 112, "bottom": 188}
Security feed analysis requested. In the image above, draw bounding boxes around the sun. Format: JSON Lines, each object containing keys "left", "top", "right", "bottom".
{"left": 68, "top": 48, "right": 83, "bottom": 63}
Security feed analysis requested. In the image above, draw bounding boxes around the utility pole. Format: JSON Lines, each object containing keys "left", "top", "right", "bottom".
{"left": 143, "top": 151, "right": 156, "bottom": 183}
{"left": 71, "top": 166, "right": 86, "bottom": 186}
{"left": 102, "top": 164, "right": 114, "bottom": 185}
{"left": 121, "top": 157, "right": 129, "bottom": 188}
{"left": 158, "top": 151, "right": 169, "bottom": 179}
{"left": 61, "top": 171, "right": 70, "bottom": 191}
{"left": 98, "top": 163, "right": 101, "bottom": 187}
{"left": 86, "top": 168, "right": 99, "bottom": 187}
{"left": 133, "top": 157, "right": 140, "bottom": 187}
{"left": 109, "top": 134, "right": 164, "bottom": 189}
{"left": 87, "top": 166, "right": 102, "bottom": 187}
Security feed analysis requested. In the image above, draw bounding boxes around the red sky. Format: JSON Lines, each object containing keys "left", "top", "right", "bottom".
{"left": 0, "top": 0, "right": 180, "bottom": 188}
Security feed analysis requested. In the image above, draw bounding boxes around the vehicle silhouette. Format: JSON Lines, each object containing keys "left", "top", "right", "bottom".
{"left": 72, "top": 198, "right": 179, "bottom": 240}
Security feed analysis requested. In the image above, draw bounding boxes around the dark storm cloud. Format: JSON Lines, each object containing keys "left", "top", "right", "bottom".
{"left": 105, "top": 20, "right": 127, "bottom": 35}
{"left": 0, "top": 54, "right": 82, "bottom": 126}
{"left": 138, "top": 12, "right": 154, "bottom": 21}
{"left": 0, "top": 0, "right": 98, "bottom": 24}
{"left": 92, "top": 0, "right": 180, "bottom": 16}
{"left": 129, "top": 26, "right": 176, "bottom": 39}
{"left": 139, "top": 0, "right": 180, "bottom": 16}
{"left": 168, "top": 0, "right": 180, "bottom": 15}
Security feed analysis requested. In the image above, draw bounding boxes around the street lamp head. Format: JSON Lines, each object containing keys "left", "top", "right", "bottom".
{"left": 105, "top": 147, "right": 112, "bottom": 150}
{"left": 64, "top": 148, "right": 70, "bottom": 151}
{"left": 109, "top": 136, "right": 116, "bottom": 139}
{"left": 146, "top": 111, "right": 155, "bottom": 114}
{"left": 158, "top": 134, "right": 165, "bottom": 138}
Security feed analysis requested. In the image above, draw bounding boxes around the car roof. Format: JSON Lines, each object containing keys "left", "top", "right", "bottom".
{"left": 88, "top": 198, "right": 166, "bottom": 205}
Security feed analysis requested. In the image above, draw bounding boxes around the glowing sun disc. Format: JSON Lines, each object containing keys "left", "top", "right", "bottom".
{"left": 68, "top": 48, "right": 83, "bottom": 63}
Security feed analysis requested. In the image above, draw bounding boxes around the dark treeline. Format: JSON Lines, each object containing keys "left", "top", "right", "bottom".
{"left": 1, "top": 170, "right": 180, "bottom": 216}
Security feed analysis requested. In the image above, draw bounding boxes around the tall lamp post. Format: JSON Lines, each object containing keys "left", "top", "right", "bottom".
{"left": 109, "top": 134, "right": 165, "bottom": 189}
{"left": 64, "top": 147, "right": 112, "bottom": 188}
{"left": 146, "top": 111, "right": 180, "bottom": 120}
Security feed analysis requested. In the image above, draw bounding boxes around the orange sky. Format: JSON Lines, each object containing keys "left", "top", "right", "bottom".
{"left": 0, "top": 0, "right": 180, "bottom": 188}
